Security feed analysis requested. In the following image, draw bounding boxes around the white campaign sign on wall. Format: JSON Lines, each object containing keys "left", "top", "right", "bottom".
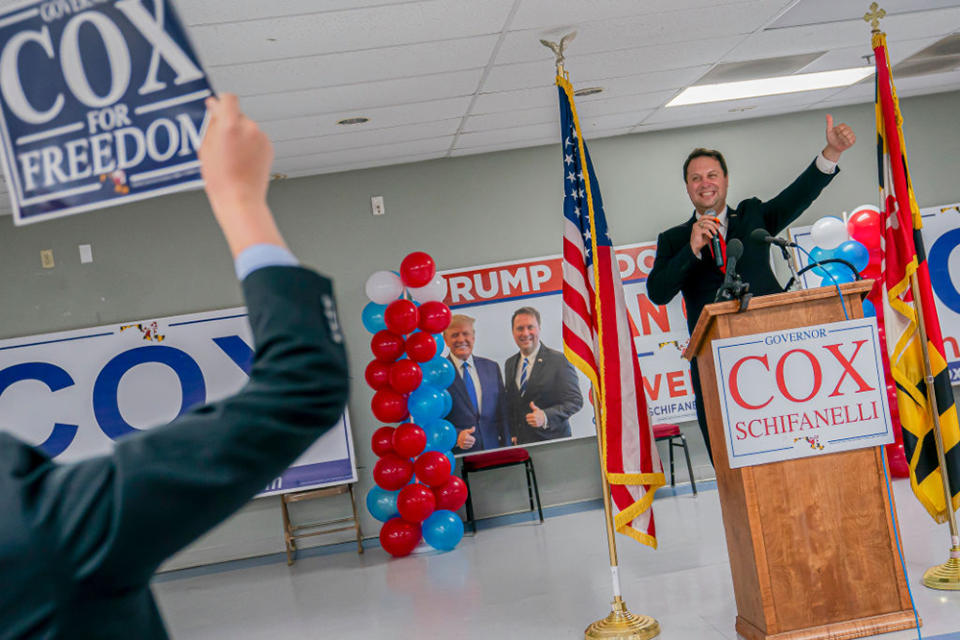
{"left": 790, "top": 202, "right": 960, "bottom": 384}
{"left": 0, "top": 307, "right": 356, "bottom": 496}
{"left": 712, "top": 318, "right": 894, "bottom": 468}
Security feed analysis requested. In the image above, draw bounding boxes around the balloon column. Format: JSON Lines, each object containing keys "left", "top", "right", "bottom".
{"left": 805, "top": 208, "right": 909, "bottom": 477}
{"left": 363, "top": 252, "right": 469, "bottom": 556}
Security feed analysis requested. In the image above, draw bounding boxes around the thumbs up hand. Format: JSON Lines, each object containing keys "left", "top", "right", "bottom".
{"left": 823, "top": 113, "right": 855, "bottom": 162}
{"left": 457, "top": 426, "right": 477, "bottom": 449}
{"left": 526, "top": 402, "right": 547, "bottom": 427}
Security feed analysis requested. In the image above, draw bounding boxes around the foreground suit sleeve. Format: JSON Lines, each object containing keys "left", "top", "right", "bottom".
{"left": 756, "top": 159, "right": 837, "bottom": 235}
{"left": 32, "top": 266, "right": 349, "bottom": 592}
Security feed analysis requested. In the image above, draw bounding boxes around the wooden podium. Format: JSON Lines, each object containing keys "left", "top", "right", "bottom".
{"left": 683, "top": 282, "right": 918, "bottom": 640}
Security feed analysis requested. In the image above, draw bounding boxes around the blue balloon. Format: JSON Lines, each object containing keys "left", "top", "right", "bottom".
{"left": 362, "top": 302, "right": 387, "bottom": 333}
{"left": 424, "top": 419, "right": 457, "bottom": 452}
{"left": 444, "top": 451, "right": 456, "bottom": 470}
{"left": 422, "top": 356, "right": 456, "bottom": 388}
{"left": 862, "top": 299, "right": 877, "bottom": 317}
{"left": 422, "top": 510, "right": 464, "bottom": 551}
{"left": 818, "top": 268, "right": 855, "bottom": 286}
{"left": 365, "top": 486, "right": 399, "bottom": 522}
{"left": 439, "top": 388, "right": 452, "bottom": 418}
{"left": 409, "top": 386, "right": 445, "bottom": 423}
{"left": 835, "top": 240, "right": 869, "bottom": 273}
{"left": 433, "top": 333, "right": 445, "bottom": 353}
{"left": 807, "top": 246, "right": 836, "bottom": 278}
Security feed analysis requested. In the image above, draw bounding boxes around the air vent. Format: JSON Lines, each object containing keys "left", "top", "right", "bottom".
{"left": 695, "top": 52, "right": 824, "bottom": 85}
{"left": 893, "top": 34, "right": 960, "bottom": 78}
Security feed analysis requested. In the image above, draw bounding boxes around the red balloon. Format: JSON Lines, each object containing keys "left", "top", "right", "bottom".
{"left": 847, "top": 208, "right": 882, "bottom": 251}
{"left": 385, "top": 299, "right": 419, "bottom": 335}
{"left": 373, "top": 453, "right": 414, "bottom": 491}
{"left": 393, "top": 422, "right": 427, "bottom": 458}
{"left": 434, "top": 475, "right": 468, "bottom": 511}
{"left": 397, "top": 483, "right": 437, "bottom": 523}
{"left": 415, "top": 450, "right": 452, "bottom": 487}
{"left": 389, "top": 359, "right": 423, "bottom": 394}
{"left": 371, "top": 426, "right": 396, "bottom": 457}
{"left": 372, "top": 389, "right": 409, "bottom": 423}
{"left": 405, "top": 331, "right": 437, "bottom": 362}
{"left": 400, "top": 251, "right": 436, "bottom": 288}
{"left": 418, "top": 301, "right": 452, "bottom": 334}
{"left": 371, "top": 330, "right": 405, "bottom": 363}
{"left": 379, "top": 517, "right": 421, "bottom": 557}
{"left": 365, "top": 360, "right": 391, "bottom": 390}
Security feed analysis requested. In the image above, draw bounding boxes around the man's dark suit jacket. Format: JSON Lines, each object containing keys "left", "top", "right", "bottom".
{"left": 446, "top": 356, "right": 509, "bottom": 453}
{"left": 646, "top": 159, "right": 837, "bottom": 461}
{"left": 647, "top": 159, "right": 838, "bottom": 333}
{"left": 0, "top": 266, "right": 349, "bottom": 639}
{"left": 505, "top": 344, "right": 583, "bottom": 444}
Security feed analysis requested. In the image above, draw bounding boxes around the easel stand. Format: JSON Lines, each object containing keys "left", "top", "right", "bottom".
{"left": 280, "top": 483, "right": 363, "bottom": 566}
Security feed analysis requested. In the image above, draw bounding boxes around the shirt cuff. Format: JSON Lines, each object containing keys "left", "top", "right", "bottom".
{"left": 235, "top": 243, "right": 299, "bottom": 280}
{"left": 815, "top": 152, "right": 838, "bottom": 174}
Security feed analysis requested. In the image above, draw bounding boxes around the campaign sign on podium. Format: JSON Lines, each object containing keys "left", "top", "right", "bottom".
{"left": 712, "top": 318, "right": 894, "bottom": 468}
{"left": 0, "top": 0, "right": 212, "bottom": 225}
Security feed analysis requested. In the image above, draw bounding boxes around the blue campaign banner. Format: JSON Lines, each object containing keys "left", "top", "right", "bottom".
{"left": 0, "top": 306, "right": 358, "bottom": 497}
{"left": 0, "top": 0, "right": 211, "bottom": 225}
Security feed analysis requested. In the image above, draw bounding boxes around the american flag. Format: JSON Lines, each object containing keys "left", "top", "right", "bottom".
{"left": 557, "top": 74, "right": 665, "bottom": 548}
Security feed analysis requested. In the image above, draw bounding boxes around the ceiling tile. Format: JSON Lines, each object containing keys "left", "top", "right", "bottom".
{"left": 450, "top": 137, "right": 558, "bottom": 156}
{"left": 456, "top": 123, "right": 561, "bottom": 148}
{"left": 240, "top": 69, "right": 484, "bottom": 122}
{"left": 769, "top": 0, "right": 960, "bottom": 30}
{"left": 207, "top": 36, "right": 498, "bottom": 96}
{"left": 509, "top": 0, "right": 755, "bottom": 30}
{"left": 483, "top": 36, "right": 743, "bottom": 92}
{"left": 499, "top": 1, "right": 782, "bottom": 66}
{"left": 273, "top": 119, "right": 463, "bottom": 157}
{"left": 274, "top": 136, "right": 453, "bottom": 172}
{"left": 642, "top": 87, "right": 840, "bottom": 124}
{"left": 192, "top": 0, "right": 514, "bottom": 66}
{"left": 726, "top": 6, "right": 960, "bottom": 62}
{"left": 179, "top": 0, "right": 422, "bottom": 25}
{"left": 283, "top": 151, "right": 448, "bottom": 178}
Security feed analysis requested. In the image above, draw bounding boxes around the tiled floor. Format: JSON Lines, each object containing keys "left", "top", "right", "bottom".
{"left": 153, "top": 479, "right": 960, "bottom": 639}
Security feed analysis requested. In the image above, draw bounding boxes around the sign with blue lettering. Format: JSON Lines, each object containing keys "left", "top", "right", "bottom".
{"left": 790, "top": 203, "right": 960, "bottom": 384}
{"left": 0, "top": 306, "right": 357, "bottom": 496}
{"left": 0, "top": 0, "right": 211, "bottom": 225}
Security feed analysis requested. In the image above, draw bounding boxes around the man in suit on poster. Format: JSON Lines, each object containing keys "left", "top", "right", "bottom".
{"left": 646, "top": 115, "right": 856, "bottom": 463}
{"left": 505, "top": 306, "right": 584, "bottom": 444}
{"left": 444, "top": 314, "right": 510, "bottom": 453}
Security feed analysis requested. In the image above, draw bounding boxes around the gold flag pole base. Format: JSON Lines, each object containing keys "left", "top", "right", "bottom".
{"left": 923, "top": 548, "right": 960, "bottom": 590}
{"left": 584, "top": 596, "right": 660, "bottom": 640}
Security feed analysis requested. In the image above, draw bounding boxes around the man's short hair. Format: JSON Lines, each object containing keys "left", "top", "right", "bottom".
{"left": 683, "top": 148, "right": 728, "bottom": 181}
{"left": 511, "top": 306, "right": 541, "bottom": 327}
{"left": 446, "top": 314, "right": 476, "bottom": 332}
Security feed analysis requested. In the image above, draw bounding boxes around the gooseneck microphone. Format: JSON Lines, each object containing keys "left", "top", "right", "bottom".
{"left": 748, "top": 228, "right": 795, "bottom": 248}
{"left": 705, "top": 209, "right": 723, "bottom": 267}
{"left": 713, "top": 238, "right": 751, "bottom": 309}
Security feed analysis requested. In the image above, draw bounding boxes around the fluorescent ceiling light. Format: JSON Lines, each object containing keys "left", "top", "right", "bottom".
{"left": 666, "top": 66, "right": 875, "bottom": 107}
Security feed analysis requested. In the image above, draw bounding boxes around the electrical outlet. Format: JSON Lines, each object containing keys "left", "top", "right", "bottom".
{"left": 41, "top": 249, "right": 54, "bottom": 269}
{"left": 371, "top": 195, "right": 385, "bottom": 216}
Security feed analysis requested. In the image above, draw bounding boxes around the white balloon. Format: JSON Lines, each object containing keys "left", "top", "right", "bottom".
{"left": 365, "top": 270, "right": 404, "bottom": 304}
{"left": 409, "top": 274, "right": 447, "bottom": 303}
{"left": 810, "top": 216, "right": 848, "bottom": 250}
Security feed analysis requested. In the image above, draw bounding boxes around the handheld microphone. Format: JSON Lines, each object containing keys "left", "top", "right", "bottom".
{"left": 705, "top": 209, "right": 723, "bottom": 267}
{"left": 748, "top": 228, "right": 795, "bottom": 248}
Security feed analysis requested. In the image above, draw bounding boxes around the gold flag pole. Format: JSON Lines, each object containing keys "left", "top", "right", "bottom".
{"left": 908, "top": 272, "right": 960, "bottom": 589}
{"left": 585, "top": 392, "right": 660, "bottom": 639}
{"left": 540, "top": 33, "right": 659, "bottom": 639}
{"left": 866, "top": 1, "right": 960, "bottom": 589}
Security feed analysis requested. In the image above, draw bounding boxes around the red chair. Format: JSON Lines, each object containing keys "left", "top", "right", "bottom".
{"left": 461, "top": 448, "right": 543, "bottom": 533}
{"left": 653, "top": 423, "right": 697, "bottom": 495}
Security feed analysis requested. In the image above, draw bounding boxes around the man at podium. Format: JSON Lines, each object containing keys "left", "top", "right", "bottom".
{"left": 646, "top": 115, "right": 856, "bottom": 462}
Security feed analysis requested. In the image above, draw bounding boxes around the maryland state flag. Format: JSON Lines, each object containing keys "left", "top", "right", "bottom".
{"left": 874, "top": 32, "right": 960, "bottom": 523}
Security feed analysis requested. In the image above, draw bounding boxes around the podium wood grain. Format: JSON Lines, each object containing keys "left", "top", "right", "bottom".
{"left": 684, "top": 282, "right": 917, "bottom": 640}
